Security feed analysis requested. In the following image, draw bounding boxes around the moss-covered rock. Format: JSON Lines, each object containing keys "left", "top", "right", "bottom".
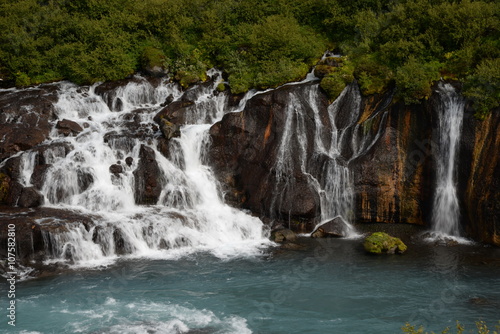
{"left": 314, "top": 64, "right": 337, "bottom": 78}
{"left": 217, "top": 82, "right": 226, "bottom": 92}
{"left": 320, "top": 75, "right": 347, "bottom": 101}
{"left": 363, "top": 232, "right": 407, "bottom": 254}
{"left": 271, "top": 228, "right": 297, "bottom": 243}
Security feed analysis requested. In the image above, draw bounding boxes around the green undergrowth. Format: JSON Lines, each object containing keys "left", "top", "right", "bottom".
{"left": 0, "top": 0, "right": 498, "bottom": 115}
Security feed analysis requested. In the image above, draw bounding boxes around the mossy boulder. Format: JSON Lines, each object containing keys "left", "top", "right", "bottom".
{"left": 363, "top": 232, "right": 407, "bottom": 254}
{"left": 175, "top": 70, "right": 207, "bottom": 89}
{"left": 271, "top": 228, "right": 297, "bottom": 243}
{"left": 314, "top": 64, "right": 337, "bottom": 78}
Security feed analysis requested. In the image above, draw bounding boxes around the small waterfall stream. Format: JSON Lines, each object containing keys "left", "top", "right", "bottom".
{"left": 269, "top": 83, "right": 383, "bottom": 237}
{"left": 431, "top": 83, "right": 465, "bottom": 238}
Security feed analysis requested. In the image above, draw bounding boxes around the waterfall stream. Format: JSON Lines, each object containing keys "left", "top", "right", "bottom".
{"left": 269, "top": 83, "right": 380, "bottom": 237}
{"left": 431, "top": 82, "right": 465, "bottom": 239}
{"left": 15, "top": 72, "right": 270, "bottom": 267}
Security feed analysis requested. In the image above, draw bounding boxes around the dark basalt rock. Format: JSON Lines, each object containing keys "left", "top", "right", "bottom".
{"left": 56, "top": 119, "right": 84, "bottom": 136}
{"left": 271, "top": 228, "right": 297, "bottom": 243}
{"left": 311, "top": 217, "right": 350, "bottom": 238}
{"left": 133, "top": 145, "right": 163, "bottom": 205}
{"left": 0, "top": 207, "right": 97, "bottom": 270}
{"left": 113, "top": 229, "right": 127, "bottom": 255}
{"left": 30, "top": 164, "right": 52, "bottom": 190}
{"left": 125, "top": 156, "right": 134, "bottom": 166}
{"left": 209, "top": 82, "right": 328, "bottom": 226}
{"left": 109, "top": 164, "right": 123, "bottom": 175}
{"left": 159, "top": 118, "right": 181, "bottom": 140}
{"left": 161, "top": 93, "right": 175, "bottom": 107}
{"left": 0, "top": 86, "right": 58, "bottom": 161}
{"left": 154, "top": 100, "right": 195, "bottom": 125}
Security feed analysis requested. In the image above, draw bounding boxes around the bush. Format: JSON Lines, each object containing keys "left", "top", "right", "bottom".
{"left": 395, "top": 57, "right": 442, "bottom": 105}
{"left": 320, "top": 57, "right": 354, "bottom": 100}
{"left": 463, "top": 58, "right": 500, "bottom": 118}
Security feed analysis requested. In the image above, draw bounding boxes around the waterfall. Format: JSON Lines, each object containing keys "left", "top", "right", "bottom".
{"left": 431, "top": 83, "right": 465, "bottom": 238}
{"left": 14, "top": 73, "right": 270, "bottom": 267}
{"left": 270, "top": 84, "right": 361, "bottom": 237}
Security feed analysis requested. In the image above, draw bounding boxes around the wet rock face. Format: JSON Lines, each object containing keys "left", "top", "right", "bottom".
{"left": 133, "top": 145, "right": 163, "bottom": 205}
{"left": 154, "top": 100, "right": 195, "bottom": 125}
{"left": 56, "top": 119, "right": 83, "bottom": 136}
{"left": 209, "top": 83, "right": 328, "bottom": 224}
{"left": 0, "top": 86, "right": 58, "bottom": 161}
{"left": 18, "top": 186, "right": 44, "bottom": 208}
{"left": 351, "top": 98, "right": 435, "bottom": 226}
{"left": 311, "top": 217, "right": 350, "bottom": 238}
{"left": 459, "top": 108, "right": 500, "bottom": 246}
{"left": 0, "top": 207, "right": 96, "bottom": 269}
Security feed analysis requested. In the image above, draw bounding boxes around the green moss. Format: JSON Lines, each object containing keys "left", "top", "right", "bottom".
{"left": 15, "top": 72, "right": 31, "bottom": 87}
{"left": 320, "top": 75, "right": 347, "bottom": 101}
{"left": 314, "top": 64, "right": 336, "bottom": 78}
{"left": 319, "top": 58, "right": 354, "bottom": 101}
{"left": 364, "top": 232, "right": 407, "bottom": 254}
{"left": 175, "top": 70, "right": 202, "bottom": 89}
{"left": 141, "top": 46, "right": 168, "bottom": 71}
{"left": 217, "top": 82, "right": 226, "bottom": 92}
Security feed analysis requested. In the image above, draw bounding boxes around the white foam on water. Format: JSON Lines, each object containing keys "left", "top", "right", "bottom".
{"left": 56, "top": 299, "right": 252, "bottom": 334}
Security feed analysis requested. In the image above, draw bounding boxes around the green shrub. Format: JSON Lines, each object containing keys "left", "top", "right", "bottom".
{"left": 463, "top": 58, "right": 500, "bottom": 119}
{"left": 353, "top": 54, "right": 394, "bottom": 95}
{"left": 141, "top": 46, "right": 169, "bottom": 72}
{"left": 320, "top": 57, "right": 354, "bottom": 100}
{"left": 395, "top": 57, "right": 442, "bottom": 105}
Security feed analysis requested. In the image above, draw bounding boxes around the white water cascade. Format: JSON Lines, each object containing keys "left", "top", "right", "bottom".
{"left": 16, "top": 72, "right": 270, "bottom": 267}
{"left": 431, "top": 82, "right": 465, "bottom": 238}
{"left": 270, "top": 84, "right": 372, "bottom": 237}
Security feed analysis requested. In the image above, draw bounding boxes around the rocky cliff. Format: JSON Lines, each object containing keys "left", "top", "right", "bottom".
{"left": 209, "top": 80, "right": 500, "bottom": 245}
{"left": 0, "top": 78, "right": 499, "bottom": 246}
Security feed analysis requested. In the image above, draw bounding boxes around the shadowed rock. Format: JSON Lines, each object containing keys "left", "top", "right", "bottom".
{"left": 133, "top": 145, "right": 163, "bottom": 205}
{"left": 56, "top": 119, "right": 84, "bottom": 136}
{"left": 311, "top": 217, "right": 349, "bottom": 238}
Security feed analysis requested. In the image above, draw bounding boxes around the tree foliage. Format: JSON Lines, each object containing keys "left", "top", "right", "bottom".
{"left": 0, "top": 0, "right": 498, "bottom": 113}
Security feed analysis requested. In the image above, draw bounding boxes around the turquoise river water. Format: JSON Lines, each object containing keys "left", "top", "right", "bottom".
{"left": 2, "top": 238, "right": 500, "bottom": 334}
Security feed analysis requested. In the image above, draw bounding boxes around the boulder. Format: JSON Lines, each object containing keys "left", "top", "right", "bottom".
{"left": 56, "top": 119, "right": 84, "bottom": 136}
{"left": 30, "top": 164, "right": 52, "bottom": 190}
{"left": 0, "top": 86, "right": 58, "bottom": 161}
{"left": 125, "top": 157, "right": 134, "bottom": 166}
{"left": 133, "top": 145, "right": 163, "bottom": 205}
{"left": 363, "top": 232, "right": 407, "bottom": 254}
{"left": 18, "top": 186, "right": 44, "bottom": 208}
{"left": 311, "top": 217, "right": 350, "bottom": 238}
{"left": 109, "top": 164, "right": 123, "bottom": 175}
{"left": 271, "top": 228, "right": 297, "bottom": 243}
{"left": 154, "top": 100, "right": 195, "bottom": 125}
{"left": 159, "top": 118, "right": 181, "bottom": 140}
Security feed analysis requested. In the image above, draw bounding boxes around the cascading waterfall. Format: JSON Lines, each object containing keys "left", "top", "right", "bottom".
{"left": 270, "top": 84, "right": 361, "bottom": 237}
{"left": 16, "top": 72, "right": 270, "bottom": 267}
{"left": 431, "top": 82, "right": 465, "bottom": 238}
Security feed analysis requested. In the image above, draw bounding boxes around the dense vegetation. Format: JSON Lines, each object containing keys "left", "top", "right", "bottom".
{"left": 0, "top": 0, "right": 498, "bottom": 115}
